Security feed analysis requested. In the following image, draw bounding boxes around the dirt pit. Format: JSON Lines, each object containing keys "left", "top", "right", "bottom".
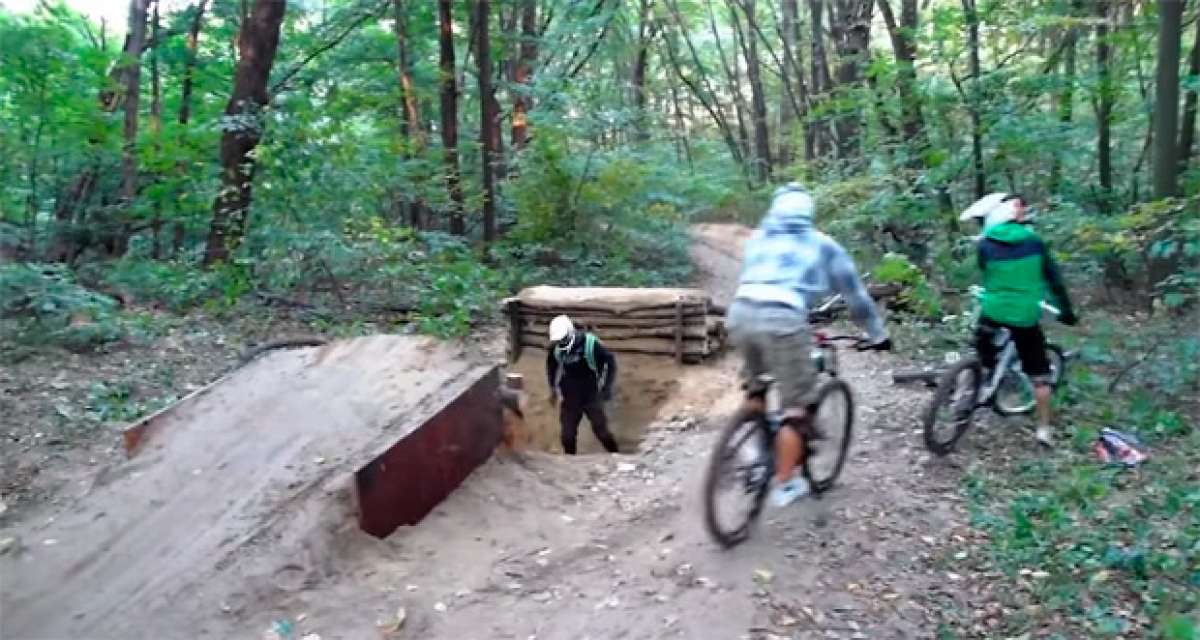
{"left": 508, "top": 352, "right": 691, "bottom": 453}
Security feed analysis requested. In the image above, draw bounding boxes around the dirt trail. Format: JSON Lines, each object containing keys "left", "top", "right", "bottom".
{"left": 0, "top": 224, "right": 968, "bottom": 639}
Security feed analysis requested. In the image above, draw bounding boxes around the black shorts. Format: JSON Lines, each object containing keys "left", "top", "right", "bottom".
{"left": 975, "top": 318, "right": 1050, "bottom": 380}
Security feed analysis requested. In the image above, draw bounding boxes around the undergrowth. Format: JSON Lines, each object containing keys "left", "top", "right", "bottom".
{"left": 929, "top": 313, "right": 1199, "bottom": 639}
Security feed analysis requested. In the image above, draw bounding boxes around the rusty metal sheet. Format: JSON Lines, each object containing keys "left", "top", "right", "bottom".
{"left": 355, "top": 366, "right": 502, "bottom": 537}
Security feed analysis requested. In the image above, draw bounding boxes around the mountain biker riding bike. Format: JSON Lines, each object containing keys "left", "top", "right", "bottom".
{"left": 727, "top": 183, "right": 891, "bottom": 508}
{"left": 959, "top": 193, "right": 1078, "bottom": 447}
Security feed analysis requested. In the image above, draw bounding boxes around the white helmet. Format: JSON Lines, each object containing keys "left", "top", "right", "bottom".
{"left": 549, "top": 315, "right": 575, "bottom": 344}
{"left": 960, "top": 192, "right": 1022, "bottom": 231}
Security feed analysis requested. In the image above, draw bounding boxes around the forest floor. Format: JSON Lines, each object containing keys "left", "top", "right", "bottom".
{"left": 0, "top": 225, "right": 1155, "bottom": 639}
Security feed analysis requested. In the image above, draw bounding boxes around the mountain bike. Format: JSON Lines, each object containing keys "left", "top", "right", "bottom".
{"left": 702, "top": 330, "right": 860, "bottom": 548}
{"left": 922, "top": 291, "right": 1070, "bottom": 455}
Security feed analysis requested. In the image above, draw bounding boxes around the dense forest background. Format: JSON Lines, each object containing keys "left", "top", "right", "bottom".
{"left": 1, "top": 1, "right": 1198, "bottom": 637}
{"left": 1, "top": 0, "right": 1196, "bottom": 341}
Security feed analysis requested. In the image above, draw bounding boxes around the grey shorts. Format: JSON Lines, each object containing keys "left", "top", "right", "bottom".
{"left": 725, "top": 299, "right": 817, "bottom": 408}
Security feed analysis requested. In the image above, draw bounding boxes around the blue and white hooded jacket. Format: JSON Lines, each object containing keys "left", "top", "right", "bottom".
{"left": 734, "top": 185, "right": 888, "bottom": 342}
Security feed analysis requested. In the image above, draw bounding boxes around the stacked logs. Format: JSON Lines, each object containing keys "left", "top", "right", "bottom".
{"left": 503, "top": 286, "right": 727, "bottom": 364}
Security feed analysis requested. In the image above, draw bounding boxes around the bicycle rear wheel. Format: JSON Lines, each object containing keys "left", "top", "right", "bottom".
{"left": 703, "top": 407, "right": 772, "bottom": 548}
{"left": 803, "top": 379, "right": 854, "bottom": 493}
{"left": 923, "top": 357, "right": 983, "bottom": 456}
{"left": 994, "top": 344, "right": 1066, "bottom": 416}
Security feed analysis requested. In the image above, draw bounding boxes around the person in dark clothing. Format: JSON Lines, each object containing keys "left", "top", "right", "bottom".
{"left": 545, "top": 315, "right": 619, "bottom": 455}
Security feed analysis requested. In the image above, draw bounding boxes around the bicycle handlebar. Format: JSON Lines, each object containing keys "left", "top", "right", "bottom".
{"left": 969, "top": 285, "right": 1060, "bottom": 318}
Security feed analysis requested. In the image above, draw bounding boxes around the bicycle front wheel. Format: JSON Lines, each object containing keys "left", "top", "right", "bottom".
{"left": 803, "top": 379, "right": 854, "bottom": 493}
{"left": 923, "top": 357, "right": 983, "bottom": 456}
{"left": 703, "top": 408, "right": 772, "bottom": 548}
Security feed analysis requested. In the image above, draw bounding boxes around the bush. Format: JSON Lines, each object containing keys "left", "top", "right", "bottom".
{"left": 101, "top": 258, "right": 226, "bottom": 311}
{"left": 0, "top": 262, "right": 123, "bottom": 350}
{"left": 1051, "top": 195, "right": 1200, "bottom": 309}
{"left": 873, "top": 252, "right": 943, "bottom": 318}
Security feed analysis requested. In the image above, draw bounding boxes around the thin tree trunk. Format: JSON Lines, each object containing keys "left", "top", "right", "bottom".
{"left": 632, "top": 0, "right": 657, "bottom": 142}
{"left": 1152, "top": 0, "right": 1183, "bottom": 199}
{"left": 877, "top": 0, "right": 924, "bottom": 159}
{"left": 202, "top": 0, "right": 287, "bottom": 266}
{"left": 779, "top": 0, "right": 800, "bottom": 163}
{"left": 1179, "top": 13, "right": 1200, "bottom": 173}
{"left": 179, "top": 0, "right": 209, "bottom": 126}
{"left": 737, "top": 0, "right": 772, "bottom": 181}
{"left": 829, "top": 0, "right": 873, "bottom": 160}
{"left": 149, "top": 0, "right": 163, "bottom": 258}
{"left": 476, "top": 0, "right": 497, "bottom": 243}
{"left": 658, "top": 5, "right": 747, "bottom": 177}
{"left": 1049, "top": 7, "right": 1078, "bottom": 190}
{"left": 1096, "top": 1, "right": 1113, "bottom": 208}
{"left": 393, "top": 0, "right": 426, "bottom": 229}
{"left": 438, "top": 0, "right": 466, "bottom": 235}
{"left": 962, "top": 0, "right": 985, "bottom": 198}
{"left": 118, "top": 0, "right": 151, "bottom": 257}
{"left": 511, "top": 0, "right": 536, "bottom": 149}
{"left": 490, "top": 5, "right": 510, "bottom": 178}
{"left": 808, "top": 0, "right": 833, "bottom": 158}
{"left": 713, "top": 0, "right": 752, "bottom": 163}
{"left": 669, "top": 81, "right": 693, "bottom": 170}
{"left": 174, "top": 0, "right": 208, "bottom": 254}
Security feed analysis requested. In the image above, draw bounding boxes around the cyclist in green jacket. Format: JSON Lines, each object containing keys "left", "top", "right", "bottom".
{"left": 964, "top": 193, "right": 1078, "bottom": 446}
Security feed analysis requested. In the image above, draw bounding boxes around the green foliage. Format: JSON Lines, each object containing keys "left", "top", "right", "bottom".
{"left": 100, "top": 259, "right": 225, "bottom": 311}
{"left": 948, "top": 323, "right": 1199, "bottom": 639}
{"left": 84, "top": 381, "right": 175, "bottom": 424}
{"left": 0, "top": 262, "right": 122, "bottom": 350}
{"left": 873, "top": 252, "right": 943, "bottom": 317}
{"left": 1052, "top": 196, "right": 1200, "bottom": 306}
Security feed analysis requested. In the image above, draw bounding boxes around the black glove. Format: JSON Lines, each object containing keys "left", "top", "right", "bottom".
{"left": 1059, "top": 310, "right": 1078, "bottom": 326}
{"left": 857, "top": 337, "right": 893, "bottom": 352}
{"left": 601, "top": 388, "right": 614, "bottom": 403}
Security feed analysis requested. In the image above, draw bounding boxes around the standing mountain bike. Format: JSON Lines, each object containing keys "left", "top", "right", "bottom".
{"left": 922, "top": 288, "right": 1071, "bottom": 455}
{"left": 702, "top": 329, "right": 863, "bottom": 548}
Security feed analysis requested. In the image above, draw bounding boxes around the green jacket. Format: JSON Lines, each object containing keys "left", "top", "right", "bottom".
{"left": 977, "top": 222, "right": 1075, "bottom": 328}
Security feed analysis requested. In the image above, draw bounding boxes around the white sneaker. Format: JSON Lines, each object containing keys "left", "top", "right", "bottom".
{"left": 1035, "top": 426, "right": 1052, "bottom": 447}
{"left": 769, "top": 476, "right": 811, "bottom": 508}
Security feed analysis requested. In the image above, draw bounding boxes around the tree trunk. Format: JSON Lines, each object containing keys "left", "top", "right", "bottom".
{"left": 669, "top": 80, "right": 693, "bottom": 169}
{"left": 1179, "top": 14, "right": 1200, "bottom": 174}
{"left": 438, "top": 0, "right": 466, "bottom": 235}
{"left": 118, "top": 0, "right": 151, "bottom": 257}
{"left": 632, "top": 0, "right": 656, "bottom": 142}
{"left": 738, "top": 0, "right": 772, "bottom": 181}
{"left": 179, "top": 0, "right": 209, "bottom": 126}
{"left": 962, "top": 0, "right": 984, "bottom": 198}
{"left": 476, "top": 0, "right": 497, "bottom": 243}
{"left": 877, "top": 0, "right": 924, "bottom": 158}
{"left": 659, "top": 1, "right": 748, "bottom": 176}
{"left": 1152, "top": 0, "right": 1183, "bottom": 199}
{"left": 174, "top": 0, "right": 208, "bottom": 255}
{"left": 1096, "top": 1, "right": 1113, "bottom": 208}
{"left": 393, "top": 0, "right": 427, "bottom": 229}
{"left": 202, "top": 0, "right": 286, "bottom": 266}
{"left": 149, "top": 0, "right": 163, "bottom": 258}
{"left": 808, "top": 0, "right": 833, "bottom": 158}
{"left": 719, "top": 1, "right": 753, "bottom": 164}
{"left": 829, "top": 0, "right": 873, "bottom": 160}
{"left": 511, "top": 0, "right": 536, "bottom": 150}
{"left": 780, "top": 0, "right": 804, "bottom": 163}
{"left": 1049, "top": 5, "right": 1078, "bottom": 190}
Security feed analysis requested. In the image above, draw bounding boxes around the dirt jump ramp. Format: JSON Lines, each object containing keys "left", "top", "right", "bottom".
{"left": 1, "top": 335, "right": 501, "bottom": 639}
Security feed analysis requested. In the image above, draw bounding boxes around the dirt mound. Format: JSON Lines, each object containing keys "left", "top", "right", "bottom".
{"left": 0, "top": 335, "right": 495, "bottom": 638}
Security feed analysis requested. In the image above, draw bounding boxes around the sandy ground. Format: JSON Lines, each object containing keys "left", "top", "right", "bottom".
{"left": 0, "top": 224, "right": 974, "bottom": 639}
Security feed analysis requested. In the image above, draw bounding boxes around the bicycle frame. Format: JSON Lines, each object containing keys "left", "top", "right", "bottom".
{"left": 977, "top": 329, "right": 1020, "bottom": 406}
